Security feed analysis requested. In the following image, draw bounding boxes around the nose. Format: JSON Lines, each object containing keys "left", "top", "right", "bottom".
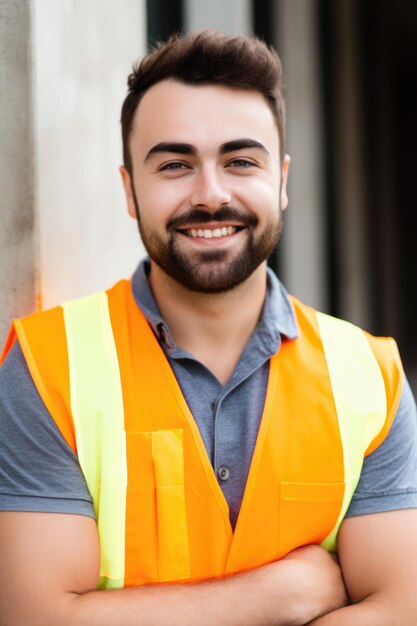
{"left": 190, "top": 167, "right": 232, "bottom": 211}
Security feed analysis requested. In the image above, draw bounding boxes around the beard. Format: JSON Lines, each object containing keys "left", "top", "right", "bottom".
{"left": 136, "top": 204, "right": 283, "bottom": 294}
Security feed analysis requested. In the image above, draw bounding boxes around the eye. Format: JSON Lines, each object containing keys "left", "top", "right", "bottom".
{"left": 227, "top": 158, "right": 256, "bottom": 169}
{"left": 159, "top": 161, "right": 189, "bottom": 172}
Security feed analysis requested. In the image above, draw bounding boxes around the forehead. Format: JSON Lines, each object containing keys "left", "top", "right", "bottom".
{"left": 131, "top": 79, "right": 279, "bottom": 157}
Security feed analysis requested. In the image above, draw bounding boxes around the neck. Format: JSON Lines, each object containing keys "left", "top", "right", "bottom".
{"left": 149, "top": 262, "right": 268, "bottom": 384}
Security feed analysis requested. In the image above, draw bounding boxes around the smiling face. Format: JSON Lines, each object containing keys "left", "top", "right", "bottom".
{"left": 121, "top": 79, "right": 289, "bottom": 293}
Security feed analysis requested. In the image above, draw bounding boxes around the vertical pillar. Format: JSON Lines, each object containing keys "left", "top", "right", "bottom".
{"left": 276, "top": 0, "right": 327, "bottom": 311}
{"left": 0, "top": 0, "right": 147, "bottom": 346}
{"left": 184, "top": 0, "right": 251, "bottom": 35}
{"left": 333, "top": 0, "right": 371, "bottom": 328}
{"left": 0, "top": 0, "right": 37, "bottom": 345}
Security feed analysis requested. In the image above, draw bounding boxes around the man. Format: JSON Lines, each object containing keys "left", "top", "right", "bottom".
{"left": 1, "top": 31, "right": 417, "bottom": 625}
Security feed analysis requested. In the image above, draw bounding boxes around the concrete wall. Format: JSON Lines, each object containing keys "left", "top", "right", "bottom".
{"left": 0, "top": 0, "right": 37, "bottom": 346}
{"left": 0, "top": 0, "right": 146, "bottom": 346}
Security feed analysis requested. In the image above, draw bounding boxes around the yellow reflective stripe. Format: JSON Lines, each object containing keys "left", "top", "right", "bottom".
{"left": 63, "top": 292, "right": 127, "bottom": 587}
{"left": 317, "top": 312, "right": 387, "bottom": 552}
{"left": 152, "top": 430, "right": 190, "bottom": 581}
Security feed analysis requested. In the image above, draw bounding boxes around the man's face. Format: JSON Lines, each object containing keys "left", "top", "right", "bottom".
{"left": 121, "top": 79, "right": 289, "bottom": 293}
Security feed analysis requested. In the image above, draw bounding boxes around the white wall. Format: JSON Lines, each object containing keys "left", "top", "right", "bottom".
{"left": 33, "top": 0, "right": 146, "bottom": 310}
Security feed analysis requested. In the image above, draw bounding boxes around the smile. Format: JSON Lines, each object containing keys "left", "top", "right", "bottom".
{"left": 182, "top": 226, "right": 239, "bottom": 239}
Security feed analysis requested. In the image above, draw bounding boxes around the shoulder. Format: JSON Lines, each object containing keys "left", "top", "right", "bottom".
{"left": 0, "top": 341, "right": 95, "bottom": 516}
{"left": 2, "top": 279, "right": 131, "bottom": 386}
{"left": 346, "top": 376, "right": 417, "bottom": 517}
{"left": 289, "top": 295, "right": 403, "bottom": 380}
{"left": 288, "top": 296, "right": 404, "bottom": 452}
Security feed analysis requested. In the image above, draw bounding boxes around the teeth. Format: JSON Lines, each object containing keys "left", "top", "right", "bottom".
{"left": 185, "top": 226, "right": 238, "bottom": 238}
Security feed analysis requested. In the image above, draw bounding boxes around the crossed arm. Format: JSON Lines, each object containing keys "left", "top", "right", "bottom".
{"left": 1, "top": 508, "right": 417, "bottom": 626}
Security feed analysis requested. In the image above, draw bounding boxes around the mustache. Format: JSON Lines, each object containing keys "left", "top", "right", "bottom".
{"left": 167, "top": 207, "right": 257, "bottom": 231}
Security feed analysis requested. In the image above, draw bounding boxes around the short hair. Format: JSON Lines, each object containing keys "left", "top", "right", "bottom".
{"left": 121, "top": 30, "right": 286, "bottom": 175}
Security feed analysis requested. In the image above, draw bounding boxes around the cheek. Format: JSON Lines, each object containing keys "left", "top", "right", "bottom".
{"left": 236, "top": 179, "right": 280, "bottom": 215}
{"left": 136, "top": 179, "right": 190, "bottom": 220}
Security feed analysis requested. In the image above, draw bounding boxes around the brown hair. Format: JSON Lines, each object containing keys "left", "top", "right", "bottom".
{"left": 121, "top": 30, "right": 286, "bottom": 176}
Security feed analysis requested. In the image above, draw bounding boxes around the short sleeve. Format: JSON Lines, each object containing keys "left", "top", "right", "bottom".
{"left": 346, "top": 377, "right": 417, "bottom": 517}
{"left": 0, "top": 341, "right": 95, "bottom": 517}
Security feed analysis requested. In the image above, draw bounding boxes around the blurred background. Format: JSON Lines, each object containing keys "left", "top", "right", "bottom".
{"left": 1, "top": 0, "right": 416, "bottom": 391}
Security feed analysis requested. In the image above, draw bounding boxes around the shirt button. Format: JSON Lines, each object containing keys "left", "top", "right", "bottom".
{"left": 217, "top": 465, "right": 230, "bottom": 482}
{"left": 158, "top": 324, "right": 167, "bottom": 342}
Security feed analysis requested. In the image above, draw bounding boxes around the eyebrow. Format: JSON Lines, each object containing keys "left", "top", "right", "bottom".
{"left": 219, "top": 138, "right": 269, "bottom": 155}
{"left": 144, "top": 138, "right": 269, "bottom": 164}
{"left": 144, "top": 142, "right": 196, "bottom": 163}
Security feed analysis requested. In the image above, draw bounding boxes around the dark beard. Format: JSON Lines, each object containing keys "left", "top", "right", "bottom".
{"left": 137, "top": 206, "right": 283, "bottom": 294}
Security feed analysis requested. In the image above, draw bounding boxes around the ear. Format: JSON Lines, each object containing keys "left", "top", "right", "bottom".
{"left": 280, "top": 154, "right": 291, "bottom": 211}
{"left": 119, "top": 165, "right": 138, "bottom": 220}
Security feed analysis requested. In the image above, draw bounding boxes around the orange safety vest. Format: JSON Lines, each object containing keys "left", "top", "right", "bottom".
{"left": 1, "top": 279, "right": 403, "bottom": 589}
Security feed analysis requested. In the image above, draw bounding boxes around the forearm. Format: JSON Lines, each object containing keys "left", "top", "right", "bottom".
{"left": 30, "top": 561, "right": 308, "bottom": 626}
{"left": 307, "top": 594, "right": 411, "bottom": 626}
{"left": 69, "top": 574, "right": 276, "bottom": 626}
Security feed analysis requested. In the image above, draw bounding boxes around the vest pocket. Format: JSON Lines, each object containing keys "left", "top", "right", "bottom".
{"left": 278, "top": 481, "right": 344, "bottom": 556}
{"left": 126, "top": 429, "right": 190, "bottom": 584}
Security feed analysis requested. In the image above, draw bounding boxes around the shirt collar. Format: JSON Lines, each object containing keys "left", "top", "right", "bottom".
{"left": 130, "top": 258, "right": 299, "bottom": 355}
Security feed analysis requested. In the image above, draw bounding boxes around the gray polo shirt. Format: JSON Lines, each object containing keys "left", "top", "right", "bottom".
{"left": 1, "top": 260, "right": 417, "bottom": 529}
